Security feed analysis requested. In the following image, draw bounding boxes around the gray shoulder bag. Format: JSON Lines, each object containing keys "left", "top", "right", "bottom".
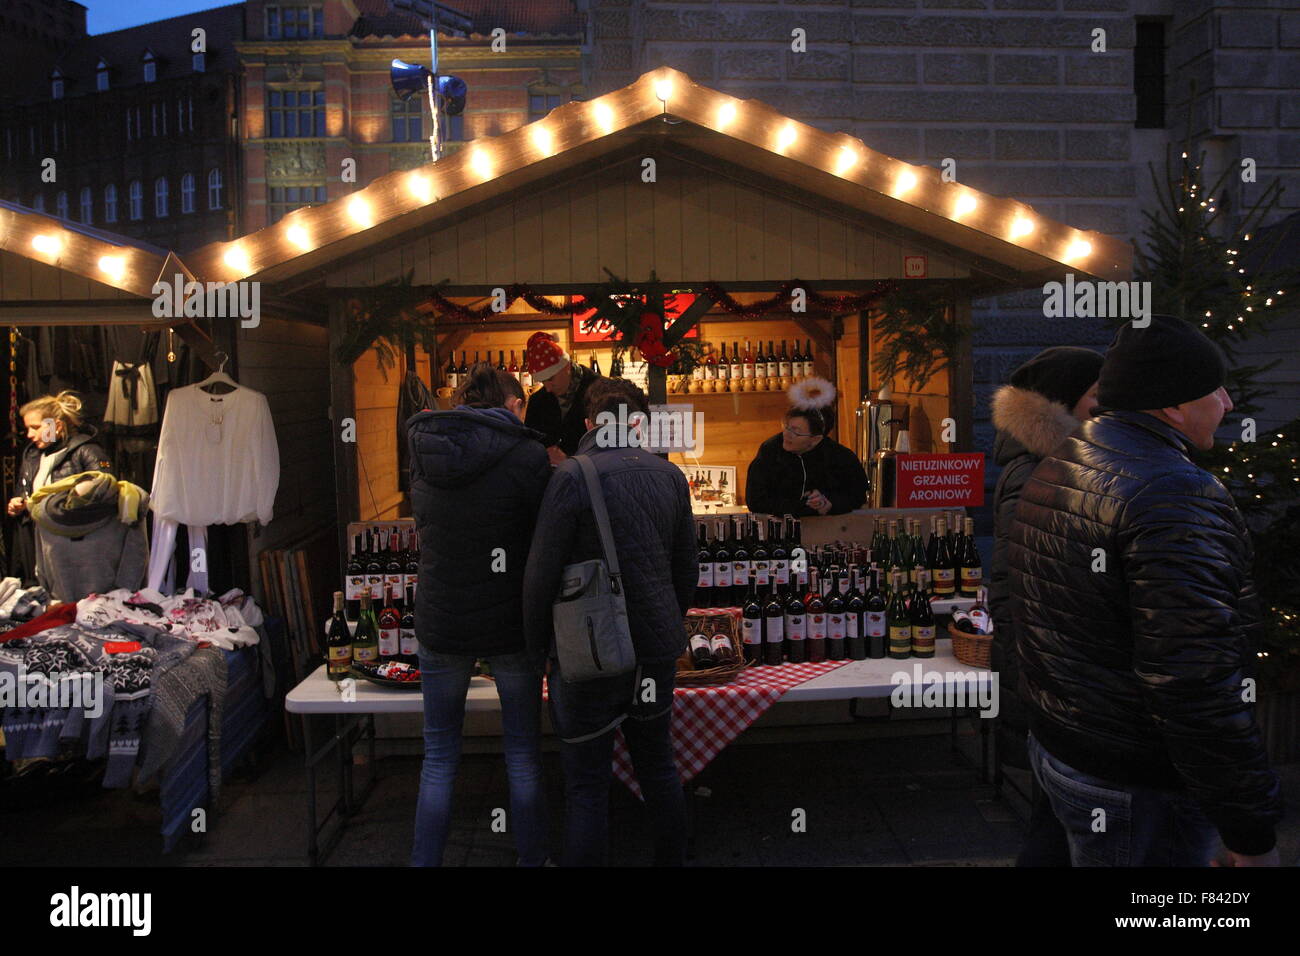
{"left": 551, "top": 455, "right": 636, "bottom": 682}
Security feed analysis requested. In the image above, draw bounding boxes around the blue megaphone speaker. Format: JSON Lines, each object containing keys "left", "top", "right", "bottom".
{"left": 436, "top": 74, "right": 467, "bottom": 116}
{"left": 391, "top": 59, "right": 432, "bottom": 100}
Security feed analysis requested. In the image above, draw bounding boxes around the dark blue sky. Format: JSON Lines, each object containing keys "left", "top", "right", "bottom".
{"left": 88, "top": 0, "right": 233, "bottom": 35}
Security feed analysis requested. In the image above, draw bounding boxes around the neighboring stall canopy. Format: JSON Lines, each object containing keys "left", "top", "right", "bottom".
{"left": 183, "top": 68, "right": 1132, "bottom": 297}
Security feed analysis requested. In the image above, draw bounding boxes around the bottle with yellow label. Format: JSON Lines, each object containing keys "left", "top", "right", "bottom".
{"left": 910, "top": 570, "right": 936, "bottom": 658}
{"left": 352, "top": 589, "right": 379, "bottom": 665}
{"left": 887, "top": 571, "right": 912, "bottom": 659}
{"left": 326, "top": 591, "right": 352, "bottom": 680}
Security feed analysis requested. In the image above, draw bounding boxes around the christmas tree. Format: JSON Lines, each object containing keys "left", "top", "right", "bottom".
{"left": 1133, "top": 146, "right": 1300, "bottom": 686}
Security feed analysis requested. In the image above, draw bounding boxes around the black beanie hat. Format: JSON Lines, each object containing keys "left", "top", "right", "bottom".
{"left": 1097, "top": 314, "right": 1227, "bottom": 410}
{"left": 1009, "top": 346, "right": 1104, "bottom": 410}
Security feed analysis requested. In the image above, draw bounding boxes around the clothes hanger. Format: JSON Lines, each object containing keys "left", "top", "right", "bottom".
{"left": 197, "top": 350, "right": 239, "bottom": 395}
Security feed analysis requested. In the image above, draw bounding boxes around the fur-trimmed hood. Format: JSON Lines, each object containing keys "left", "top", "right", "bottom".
{"left": 991, "top": 385, "right": 1080, "bottom": 463}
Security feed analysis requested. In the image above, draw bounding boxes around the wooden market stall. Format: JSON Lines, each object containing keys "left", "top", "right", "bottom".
{"left": 175, "top": 67, "right": 1130, "bottom": 535}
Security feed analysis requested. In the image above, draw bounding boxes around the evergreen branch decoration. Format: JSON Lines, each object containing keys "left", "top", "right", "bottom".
{"left": 869, "top": 286, "right": 965, "bottom": 393}
{"left": 334, "top": 270, "right": 440, "bottom": 378}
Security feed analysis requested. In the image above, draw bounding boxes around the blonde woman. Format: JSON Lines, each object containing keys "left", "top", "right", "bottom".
{"left": 7, "top": 392, "right": 110, "bottom": 583}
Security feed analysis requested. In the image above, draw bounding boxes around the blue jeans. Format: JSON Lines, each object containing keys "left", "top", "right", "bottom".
{"left": 411, "top": 648, "right": 548, "bottom": 867}
{"left": 1028, "top": 733, "right": 1220, "bottom": 867}
{"left": 546, "top": 657, "right": 687, "bottom": 867}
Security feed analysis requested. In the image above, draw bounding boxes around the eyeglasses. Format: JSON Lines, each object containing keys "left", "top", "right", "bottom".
{"left": 782, "top": 424, "right": 814, "bottom": 438}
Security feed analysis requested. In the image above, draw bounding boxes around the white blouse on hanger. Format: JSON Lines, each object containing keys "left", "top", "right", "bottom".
{"left": 150, "top": 383, "right": 280, "bottom": 526}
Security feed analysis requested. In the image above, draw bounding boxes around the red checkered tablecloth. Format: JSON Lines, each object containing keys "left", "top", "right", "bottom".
{"left": 611, "top": 657, "right": 851, "bottom": 797}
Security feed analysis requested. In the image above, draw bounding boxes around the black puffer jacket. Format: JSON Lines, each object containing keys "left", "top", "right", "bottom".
{"left": 523, "top": 363, "right": 597, "bottom": 457}
{"left": 407, "top": 406, "right": 551, "bottom": 657}
{"left": 522, "top": 429, "right": 697, "bottom": 666}
{"left": 987, "top": 385, "right": 1082, "bottom": 759}
{"left": 745, "top": 434, "right": 868, "bottom": 516}
{"left": 1008, "top": 409, "right": 1283, "bottom": 855}
{"left": 18, "top": 430, "right": 111, "bottom": 502}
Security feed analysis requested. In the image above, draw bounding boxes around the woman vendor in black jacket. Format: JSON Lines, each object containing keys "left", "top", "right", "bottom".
{"left": 7, "top": 391, "right": 111, "bottom": 584}
{"left": 745, "top": 378, "right": 868, "bottom": 516}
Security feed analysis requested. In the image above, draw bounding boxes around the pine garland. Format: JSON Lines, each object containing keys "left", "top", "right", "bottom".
{"left": 869, "top": 285, "right": 964, "bottom": 393}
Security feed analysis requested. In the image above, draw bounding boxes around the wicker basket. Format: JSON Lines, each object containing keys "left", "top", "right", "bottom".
{"left": 947, "top": 622, "right": 993, "bottom": 669}
{"left": 677, "top": 609, "right": 747, "bottom": 686}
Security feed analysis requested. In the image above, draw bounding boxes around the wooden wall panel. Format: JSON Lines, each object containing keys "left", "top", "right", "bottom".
{"left": 762, "top": 193, "right": 792, "bottom": 281}
{"left": 595, "top": 168, "right": 627, "bottom": 279}
{"left": 650, "top": 161, "right": 682, "bottom": 282}
{"left": 514, "top": 195, "right": 544, "bottom": 281}
{"left": 569, "top": 180, "right": 600, "bottom": 282}
{"left": 789, "top": 204, "right": 821, "bottom": 280}
{"left": 541, "top": 184, "right": 573, "bottom": 283}
{"left": 707, "top": 177, "right": 738, "bottom": 281}
{"left": 457, "top": 215, "right": 488, "bottom": 286}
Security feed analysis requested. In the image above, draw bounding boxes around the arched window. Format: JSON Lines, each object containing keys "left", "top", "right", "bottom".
{"left": 128, "top": 179, "right": 142, "bottom": 220}
{"left": 104, "top": 184, "right": 117, "bottom": 223}
{"left": 96, "top": 59, "right": 110, "bottom": 92}
{"left": 154, "top": 177, "right": 168, "bottom": 217}
{"left": 55, "top": 191, "right": 68, "bottom": 219}
{"left": 207, "top": 168, "right": 223, "bottom": 210}
{"left": 142, "top": 51, "right": 156, "bottom": 84}
{"left": 79, "top": 187, "right": 92, "bottom": 223}
{"left": 181, "top": 173, "right": 195, "bottom": 213}
{"left": 51, "top": 69, "right": 63, "bottom": 99}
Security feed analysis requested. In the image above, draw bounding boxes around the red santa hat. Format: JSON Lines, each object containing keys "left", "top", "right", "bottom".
{"left": 526, "top": 331, "right": 569, "bottom": 382}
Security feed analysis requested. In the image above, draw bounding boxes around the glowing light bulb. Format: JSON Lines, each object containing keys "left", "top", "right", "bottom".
{"left": 1010, "top": 216, "right": 1035, "bottom": 239}
{"left": 953, "top": 192, "right": 977, "bottom": 218}
{"left": 286, "top": 223, "right": 311, "bottom": 250}
{"left": 408, "top": 173, "right": 433, "bottom": 203}
{"left": 717, "top": 101, "right": 736, "bottom": 131}
{"left": 1066, "top": 239, "right": 1092, "bottom": 260}
{"left": 776, "top": 124, "right": 797, "bottom": 153}
{"left": 893, "top": 169, "right": 917, "bottom": 196}
{"left": 223, "top": 245, "right": 250, "bottom": 273}
{"left": 347, "top": 195, "right": 372, "bottom": 227}
{"left": 97, "top": 255, "right": 125, "bottom": 280}
{"left": 470, "top": 148, "right": 493, "bottom": 180}
{"left": 834, "top": 145, "right": 858, "bottom": 176}
{"left": 530, "top": 125, "right": 554, "bottom": 157}
{"left": 594, "top": 101, "right": 614, "bottom": 133}
{"left": 31, "top": 234, "right": 60, "bottom": 255}
{"left": 654, "top": 77, "right": 673, "bottom": 104}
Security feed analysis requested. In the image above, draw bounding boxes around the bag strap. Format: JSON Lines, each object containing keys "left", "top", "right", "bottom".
{"left": 574, "top": 454, "right": 622, "bottom": 584}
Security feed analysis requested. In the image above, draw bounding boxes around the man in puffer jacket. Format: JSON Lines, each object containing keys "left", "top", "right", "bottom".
{"left": 523, "top": 377, "right": 697, "bottom": 866}
{"left": 1009, "top": 314, "right": 1283, "bottom": 866}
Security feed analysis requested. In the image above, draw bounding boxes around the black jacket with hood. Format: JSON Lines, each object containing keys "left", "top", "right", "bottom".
{"left": 19, "top": 429, "right": 111, "bottom": 503}
{"left": 407, "top": 406, "right": 551, "bottom": 658}
{"left": 1008, "top": 409, "right": 1283, "bottom": 855}
{"left": 744, "top": 434, "right": 868, "bottom": 517}
{"left": 987, "top": 384, "right": 1081, "bottom": 752}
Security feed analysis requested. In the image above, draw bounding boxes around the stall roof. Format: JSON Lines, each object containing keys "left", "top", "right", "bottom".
{"left": 183, "top": 68, "right": 1132, "bottom": 294}
{"left": 0, "top": 200, "right": 183, "bottom": 325}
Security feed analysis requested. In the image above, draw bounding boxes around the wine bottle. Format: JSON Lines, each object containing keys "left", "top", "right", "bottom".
{"left": 712, "top": 517, "right": 733, "bottom": 608}
{"left": 717, "top": 343, "right": 730, "bottom": 391}
{"left": 770, "top": 517, "right": 789, "bottom": 588}
{"left": 689, "top": 621, "right": 717, "bottom": 669}
{"left": 752, "top": 519, "right": 770, "bottom": 589}
{"left": 790, "top": 517, "right": 807, "bottom": 589}
{"left": 778, "top": 339, "right": 792, "bottom": 380}
{"left": 846, "top": 568, "right": 866, "bottom": 660}
{"left": 591, "top": 351, "right": 601, "bottom": 376}
{"left": 497, "top": 350, "right": 507, "bottom": 372}
{"left": 806, "top": 567, "right": 826, "bottom": 663}
{"left": 825, "top": 572, "right": 847, "bottom": 661}
{"left": 509, "top": 349, "right": 520, "bottom": 382}
{"left": 932, "top": 517, "right": 957, "bottom": 597}
{"left": 864, "top": 567, "right": 887, "bottom": 659}
{"left": 730, "top": 341, "right": 743, "bottom": 388}
{"left": 959, "top": 517, "right": 983, "bottom": 597}
{"left": 730, "top": 517, "right": 750, "bottom": 598}
{"left": 802, "top": 338, "right": 814, "bottom": 378}
{"left": 445, "top": 351, "right": 459, "bottom": 389}
{"left": 404, "top": 528, "right": 420, "bottom": 597}
{"left": 887, "top": 572, "right": 911, "bottom": 659}
{"left": 378, "top": 584, "right": 401, "bottom": 661}
{"left": 741, "top": 572, "right": 762, "bottom": 665}
{"left": 909, "top": 520, "right": 927, "bottom": 589}
{"left": 353, "top": 589, "right": 379, "bottom": 665}
{"left": 385, "top": 527, "right": 405, "bottom": 597}
{"left": 365, "top": 528, "right": 385, "bottom": 598}
{"left": 696, "top": 522, "right": 714, "bottom": 609}
{"left": 400, "top": 585, "right": 418, "bottom": 666}
{"left": 910, "top": 570, "right": 936, "bottom": 658}
{"left": 326, "top": 591, "right": 352, "bottom": 680}
{"left": 784, "top": 581, "right": 807, "bottom": 664}
{"left": 752, "top": 339, "right": 767, "bottom": 389}
{"left": 764, "top": 583, "right": 785, "bottom": 666}
{"left": 457, "top": 350, "right": 469, "bottom": 381}
{"left": 765, "top": 340, "right": 778, "bottom": 382}
{"left": 710, "top": 628, "right": 736, "bottom": 665}
{"left": 344, "top": 533, "right": 365, "bottom": 621}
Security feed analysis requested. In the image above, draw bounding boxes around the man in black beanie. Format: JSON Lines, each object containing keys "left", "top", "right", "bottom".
{"left": 1007, "top": 314, "right": 1282, "bottom": 867}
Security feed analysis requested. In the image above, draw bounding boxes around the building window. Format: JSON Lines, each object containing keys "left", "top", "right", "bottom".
{"left": 55, "top": 191, "right": 68, "bottom": 219}
{"left": 188, "top": 96, "right": 194, "bottom": 131}
{"left": 128, "top": 179, "right": 142, "bottom": 220}
{"left": 267, "top": 5, "right": 324, "bottom": 40}
{"left": 208, "top": 168, "right": 223, "bottom": 209}
{"left": 1135, "top": 19, "right": 1166, "bottom": 130}
{"left": 391, "top": 97, "right": 421, "bottom": 142}
{"left": 268, "top": 184, "right": 327, "bottom": 224}
{"left": 143, "top": 52, "right": 156, "bottom": 84}
{"left": 528, "top": 91, "right": 568, "bottom": 122}
{"left": 151, "top": 102, "right": 159, "bottom": 135}
{"left": 193, "top": 52, "right": 205, "bottom": 73}
{"left": 51, "top": 71, "right": 63, "bottom": 99}
{"left": 154, "top": 177, "right": 168, "bottom": 217}
{"left": 96, "top": 60, "right": 109, "bottom": 91}
{"left": 267, "top": 89, "right": 325, "bottom": 137}
{"left": 79, "top": 186, "right": 92, "bottom": 223}
{"left": 181, "top": 173, "right": 195, "bottom": 213}
{"left": 33, "top": 194, "right": 45, "bottom": 213}
{"left": 104, "top": 184, "right": 117, "bottom": 223}
{"left": 438, "top": 112, "right": 464, "bottom": 142}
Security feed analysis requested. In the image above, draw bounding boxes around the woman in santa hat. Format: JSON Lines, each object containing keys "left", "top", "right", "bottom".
{"left": 522, "top": 331, "right": 599, "bottom": 465}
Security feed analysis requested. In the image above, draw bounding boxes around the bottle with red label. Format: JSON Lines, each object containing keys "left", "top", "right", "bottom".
{"left": 378, "top": 584, "right": 402, "bottom": 661}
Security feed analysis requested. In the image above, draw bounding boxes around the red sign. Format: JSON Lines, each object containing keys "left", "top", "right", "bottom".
{"left": 894, "top": 453, "right": 985, "bottom": 508}
{"left": 904, "top": 255, "right": 927, "bottom": 278}
{"left": 571, "top": 293, "right": 700, "bottom": 343}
